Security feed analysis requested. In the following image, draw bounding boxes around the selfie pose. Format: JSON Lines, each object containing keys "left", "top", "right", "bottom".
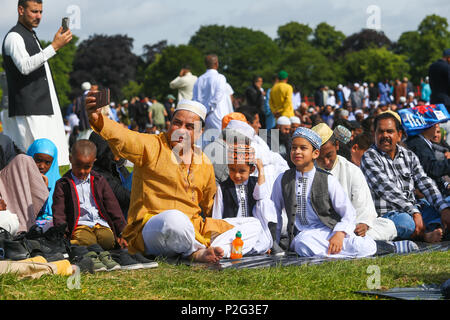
{"left": 1, "top": 0, "right": 72, "bottom": 165}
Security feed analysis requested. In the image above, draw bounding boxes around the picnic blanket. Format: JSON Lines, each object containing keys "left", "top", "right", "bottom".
{"left": 357, "top": 284, "right": 448, "bottom": 300}
{"left": 164, "top": 241, "right": 450, "bottom": 270}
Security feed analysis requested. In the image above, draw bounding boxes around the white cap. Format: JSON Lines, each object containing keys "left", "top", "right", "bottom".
{"left": 81, "top": 82, "right": 91, "bottom": 91}
{"left": 277, "top": 116, "right": 291, "bottom": 126}
{"left": 290, "top": 116, "right": 301, "bottom": 125}
{"left": 225, "top": 120, "right": 255, "bottom": 140}
{"left": 354, "top": 83, "right": 360, "bottom": 88}
{"left": 408, "top": 92, "right": 415, "bottom": 97}
{"left": 337, "top": 84, "right": 343, "bottom": 89}
{"left": 122, "top": 100, "right": 128, "bottom": 105}
{"left": 175, "top": 100, "right": 207, "bottom": 121}
{"left": 400, "top": 96, "right": 407, "bottom": 103}
{"left": 363, "top": 82, "right": 368, "bottom": 87}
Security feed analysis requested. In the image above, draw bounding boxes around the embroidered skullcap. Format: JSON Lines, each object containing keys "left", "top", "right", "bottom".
{"left": 340, "top": 109, "right": 349, "bottom": 118}
{"left": 175, "top": 100, "right": 207, "bottom": 121}
{"left": 227, "top": 143, "right": 256, "bottom": 165}
{"left": 292, "top": 127, "right": 322, "bottom": 150}
{"left": 290, "top": 116, "right": 301, "bottom": 125}
{"left": 222, "top": 112, "right": 247, "bottom": 130}
{"left": 334, "top": 125, "right": 352, "bottom": 145}
{"left": 277, "top": 116, "right": 291, "bottom": 126}
{"left": 380, "top": 110, "right": 402, "bottom": 124}
{"left": 311, "top": 123, "right": 333, "bottom": 145}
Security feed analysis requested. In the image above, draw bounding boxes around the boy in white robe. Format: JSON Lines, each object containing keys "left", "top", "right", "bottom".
{"left": 311, "top": 123, "right": 398, "bottom": 241}
{"left": 271, "top": 127, "right": 377, "bottom": 258}
{"left": 212, "top": 144, "right": 274, "bottom": 256}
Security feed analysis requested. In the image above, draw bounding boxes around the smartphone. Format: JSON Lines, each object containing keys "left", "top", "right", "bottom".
{"left": 62, "top": 17, "right": 69, "bottom": 33}
{"left": 93, "top": 88, "right": 111, "bottom": 108}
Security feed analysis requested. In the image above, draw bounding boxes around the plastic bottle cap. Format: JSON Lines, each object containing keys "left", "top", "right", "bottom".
{"left": 236, "top": 231, "right": 242, "bottom": 238}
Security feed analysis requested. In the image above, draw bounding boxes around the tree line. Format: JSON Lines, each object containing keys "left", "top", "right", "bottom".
{"left": 1, "top": 14, "right": 450, "bottom": 113}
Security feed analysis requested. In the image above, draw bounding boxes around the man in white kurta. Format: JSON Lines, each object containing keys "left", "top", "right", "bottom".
{"left": 169, "top": 67, "right": 198, "bottom": 101}
{"left": 193, "top": 54, "right": 233, "bottom": 141}
{"left": 312, "top": 123, "right": 397, "bottom": 241}
{"left": 2, "top": 1, "right": 71, "bottom": 166}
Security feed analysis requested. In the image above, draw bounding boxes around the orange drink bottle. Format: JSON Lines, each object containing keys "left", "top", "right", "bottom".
{"left": 230, "top": 231, "right": 244, "bottom": 259}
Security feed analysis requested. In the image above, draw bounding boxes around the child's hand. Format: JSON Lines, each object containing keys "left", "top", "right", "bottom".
{"left": 255, "top": 159, "right": 265, "bottom": 185}
{"left": 42, "top": 174, "right": 49, "bottom": 188}
{"left": 328, "top": 231, "right": 345, "bottom": 255}
{"left": 117, "top": 237, "right": 128, "bottom": 249}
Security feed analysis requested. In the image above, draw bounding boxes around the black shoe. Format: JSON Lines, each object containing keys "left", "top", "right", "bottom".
{"left": 131, "top": 252, "right": 158, "bottom": 269}
{"left": 40, "top": 224, "right": 70, "bottom": 258}
{"left": 72, "top": 255, "right": 95, "bottom": 274}
{"left": 0, "top": 227, "right": 12, "bottom": 241}
{"left": 68, "top": 245, "right": 89, "bottom": 263}
{"left": 3, "top": 239, "right": 30, "bottom": 261}
{"left": 111, "top": 250, "right": 143, "bottom": 270}
{"left": 375, "top": 240, "right": 396, "bottom": 256}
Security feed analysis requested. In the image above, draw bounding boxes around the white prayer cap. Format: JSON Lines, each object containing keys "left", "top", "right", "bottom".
{"left": 110, "top": 102, "right": 116, "bottom": 107}
{"left": 277, "top": 116, "right": 291, "bottom": 126}
{"left": 225, "top": 120, "right": 255, "bottom": 140}
{"left": 337, "top": 84, "right": 343, "bottom": 89}
{"left": 122, "top": 100, "right": 128, "bottom": 104}
{"left": 354, "top": 109, "right": 363, "bottom": 115}
{"left": 81, "top": 82, "right": 91, "bottom": 91}
{"left": 290, "top": 116, "right": 301, "bottom": 125}
{"left": 175, "top": 100, "right": 207, "bottom": 121}
{"left": 408, "top": 92, "right": 415, "bottom": 97}
{"left": 354, "top": 83, "right": 360, "bottom": 88}
{"left": 400, "top": 96, "right": 407, "bottom": 103}
{"left": 363, "top": 82, "right": 368, "bottom": 87}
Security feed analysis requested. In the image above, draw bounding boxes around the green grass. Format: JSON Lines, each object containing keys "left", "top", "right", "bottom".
{"left": 1, "top": 251, "right": 449, "bottom": 300}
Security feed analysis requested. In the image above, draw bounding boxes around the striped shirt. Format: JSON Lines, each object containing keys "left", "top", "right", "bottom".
{"left": 360, "top": 144, "right": 449, "bottom": 216}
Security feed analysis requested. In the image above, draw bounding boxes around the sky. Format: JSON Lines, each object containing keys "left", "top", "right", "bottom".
{"left": 1, "top": 0, "right": 449, "bottom": 56}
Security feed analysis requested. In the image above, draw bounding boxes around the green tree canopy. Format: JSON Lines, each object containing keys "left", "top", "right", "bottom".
{"left": 341, "top": 47, "right": 410, "bottom": 84}
{"left": 69, "top": 34, "right": 138, "bottom": 101}
{"left": 189, "top": 25, "right": 281, "bottom": 94}
{"left": 396, "top": 14, "right": 450, "bottom": 83}
{"left": 276, "top": 22, "right": 313, "bottom": 51}
{"left": 312, "top": 22, "right": 346, "bottom": 57}
{"left": 142, "top": 44, "right": 204, "bottom": 101}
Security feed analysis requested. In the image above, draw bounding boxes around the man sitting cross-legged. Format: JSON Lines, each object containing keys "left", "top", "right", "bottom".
{"left": 85, "top": 95, "right": 269, "bottom": 263}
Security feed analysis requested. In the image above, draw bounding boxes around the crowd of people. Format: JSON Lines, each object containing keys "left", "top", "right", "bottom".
{"left": 1, "top": 0, "right": 450, "bottom": 277}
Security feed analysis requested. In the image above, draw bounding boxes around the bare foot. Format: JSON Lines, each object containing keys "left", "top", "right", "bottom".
{"left": 190, "top": 247, "right": 224, "bottom": 263}
{"left": 423, "top": 228, "right": 443, "bottom": 243}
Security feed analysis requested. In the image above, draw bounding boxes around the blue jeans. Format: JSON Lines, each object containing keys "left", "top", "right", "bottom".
{"left": 383, "top": 199, "right": 443, "bottom": 240}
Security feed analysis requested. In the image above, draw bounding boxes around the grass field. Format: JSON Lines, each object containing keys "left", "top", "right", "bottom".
{"left": 1, "top": 251, "right": 449, "bottom": 300}
{"left": 2, "top": 166, "right": 445, "bottom": 301}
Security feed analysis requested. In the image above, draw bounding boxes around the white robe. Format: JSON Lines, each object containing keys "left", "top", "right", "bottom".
{"left": 212, "top": 180, "right": 276, "bottom": 254}
{"left": 2, "top": 32, "right": 69, "bottom": 166}
{"left": 193, "top": 69, "right": 233, "bottom": 134}
{"left": 330, "top": 156, "right": 397, "bottom": 241}
{"left": 271, "top": 167, "right": 377, "bottom": 258}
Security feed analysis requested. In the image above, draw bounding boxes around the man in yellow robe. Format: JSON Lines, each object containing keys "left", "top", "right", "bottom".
{"left": 269, "top": 70, "right": 295, "bottom": 119}
{"left": 85, "top": 96, "right": 265, "bottom": 263}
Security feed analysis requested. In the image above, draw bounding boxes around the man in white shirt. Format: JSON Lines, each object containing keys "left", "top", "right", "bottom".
{"left": 2, "top": 0, "right": 72, "bottom": 166}
{"left": 312, "top": 123, "right": 397, "bottom": 241}
{"left": 169, "top": 66, "right": 198, "bottom": 101}
{"left": 193, "top": 54, "right": 233, "bottom": 144}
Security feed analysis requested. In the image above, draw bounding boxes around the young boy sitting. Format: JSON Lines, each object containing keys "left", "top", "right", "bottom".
{"left": 52, "top": 140, "right": 128, "bottom": 251}
{"left": 270, "top": 127, "right": 377, "bottom": 258}
{"left": 212, "top": 142, "right": 275, "bottom": 256}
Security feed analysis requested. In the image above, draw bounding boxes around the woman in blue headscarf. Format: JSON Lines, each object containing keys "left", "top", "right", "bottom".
{"left": 27, "top": 139, "right": 60, "bottom": 222}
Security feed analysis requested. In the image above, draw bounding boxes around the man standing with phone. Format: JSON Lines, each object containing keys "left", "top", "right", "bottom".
{"left": 2, "top": 0, "right": 72, "bottom": 166}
